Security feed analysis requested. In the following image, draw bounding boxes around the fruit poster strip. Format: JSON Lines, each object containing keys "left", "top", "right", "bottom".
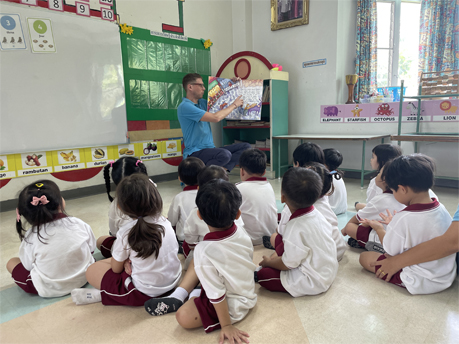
{"left": 27, "top": 18, "right": 56, "bottom": 53}
{"left": 138, "top": 142, "right": 161, "bottom": 161}
{"left": 162, "top": 139, "right": 182, "bottom": 159}
{"left": 0, "top": 155, "right": 17, "bottom": 180}
{"left": 115, "top": 144, "right": 136, "bottom": 159}
{"left": 16, "top": 151, "right": 54, "bottom": 177}
{"left": 84, "top": 146, "right": 114, "bottom": 168}
{"left": 52, "top": 149, "right": 86, "bottom": 172}
{"left": 0, "top": 14, "right": 27, "bottom": 51}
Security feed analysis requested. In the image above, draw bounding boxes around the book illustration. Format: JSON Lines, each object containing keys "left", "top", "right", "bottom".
{"left": 207, "top": 77, "right": 263, "bottom": 120}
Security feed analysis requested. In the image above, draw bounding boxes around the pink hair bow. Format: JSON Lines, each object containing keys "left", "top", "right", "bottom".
{"left": 16, "top": 208, "right": 21, "bottom": 222}
{"left": 136, "top": 160, "right": 142, "bottom": 167}
{"left": 108, "top": 160, "right": 115, "bottom": 167}
{"left": 30, "top": 195, "right": 50, "bottom": 206}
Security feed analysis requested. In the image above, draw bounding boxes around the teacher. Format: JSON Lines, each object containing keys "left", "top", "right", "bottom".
{"left": 177, "top": 73, "right": 251, "bottom": 172}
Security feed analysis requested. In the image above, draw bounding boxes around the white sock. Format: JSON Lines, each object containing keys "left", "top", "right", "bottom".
{"left": 169, "top": 287, "right": 188, "bottom": 302}
{"left": 189, "top": 288, "right": 201, "bottom": 299}
{"left": 71, "top": 288, "right": 102, "bottom": 305}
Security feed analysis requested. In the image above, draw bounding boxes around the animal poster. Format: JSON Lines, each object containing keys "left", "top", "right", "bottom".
{"left": 15, "top": 151, "right": 54, "bottom": 177}
{"left": 27, "top": 18, "right": 56, "bottom": 53}
{"left": 0, "top": 155, "right": 17, "bottom": 179}
{"left": 320, "top": 99, "right": 459, "bottom": 123}
{"left": 207, "top": 77, "right": 263, "bottom": 120}
{"left": 52, "top": 149, "right": 86, "bottom": 172}
{"left": 0, "top": 14, "right": 27, "bottom": 51}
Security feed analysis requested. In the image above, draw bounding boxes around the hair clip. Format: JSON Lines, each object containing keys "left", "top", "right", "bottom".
{"left": 136, "top": 160, "right": 142, "bottom": 167}
{"left": 30, "top": 195, "right": 50, "bottom": 206}
{"left": 16, "top": 208, "right": 21, "bottom": 222}
{"left": 108, "top": 160, "right": 115, "bottom": 168}
{"left": 330, "top": 171, "right": 338, "bottom": 175}
{"left": 35, "top": 183, "right": 44, "bottom": 188}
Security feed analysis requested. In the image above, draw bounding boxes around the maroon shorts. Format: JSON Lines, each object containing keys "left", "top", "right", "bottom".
{"left": 356, "top": 225, "right": 371, "bottom": 248}
{"left": 374, "top": 255, "right": 405, "bottom": 288}
{"left": 258, "top": 234, "right": 288, "bottom": 293}
{"left": 100, "top": 269, "right": 153, "bottom": 306}
{"left": 194, "top": 288, "right": 221, "bottom": 333}
{"left": 12, "top": 263, "right": 38, "bottom": 295}
{"left": 182, "top": 240, "right": 193, "bottom": 258}
{"left": 100, "top": 236, "right": 116, "bottom": 258}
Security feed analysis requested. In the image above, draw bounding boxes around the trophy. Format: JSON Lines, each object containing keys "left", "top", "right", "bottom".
{"left": 345, "top": 74, "right": 359, "bottom": 104}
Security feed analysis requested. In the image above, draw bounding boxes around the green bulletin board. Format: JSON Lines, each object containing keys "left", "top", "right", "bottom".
{"left": 120, "top": 26, "right": 211, "bottom": 122}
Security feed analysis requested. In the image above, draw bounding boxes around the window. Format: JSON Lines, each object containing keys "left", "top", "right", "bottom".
{"left": 377, "top": 0, "right": 421, "bottom": 94}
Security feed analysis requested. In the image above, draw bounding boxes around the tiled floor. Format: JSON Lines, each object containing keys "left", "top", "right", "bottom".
{"left": 0, "top": 175, "right": 458, "bottom": 344}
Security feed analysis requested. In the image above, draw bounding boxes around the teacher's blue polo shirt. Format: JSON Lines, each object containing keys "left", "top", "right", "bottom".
{"left": 177, "top": 97, "right": 215, "bottom": 158}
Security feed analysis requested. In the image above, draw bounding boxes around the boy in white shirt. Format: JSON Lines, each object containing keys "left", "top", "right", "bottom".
{"left": 323, "top": 148, "right": 347, "bottom": 215}
{"left": 342, "top": 165, "right": 405, "bottom": 249}
{"left": 257, "top": 167, "right": 338, "bottom": 296}
{"left": 359, "top": 154, "right": 456, "bottom": 294}
{"left": 145, "top": 180, "right": 256, "bottom": 344}
{"left": 168, "top": 157, "right": 205, "bottom": 249}
{"left": 236, "top": 148, "right": 277, "bottom": 245}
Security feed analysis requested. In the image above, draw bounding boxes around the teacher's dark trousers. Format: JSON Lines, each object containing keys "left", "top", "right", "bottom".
{"left": 189, "top": 142, "right": 251, "bottom": 172}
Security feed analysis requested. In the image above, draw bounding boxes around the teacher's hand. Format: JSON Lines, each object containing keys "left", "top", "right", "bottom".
{"left": 232, "top": 95, "right": 243, "bottom": 108}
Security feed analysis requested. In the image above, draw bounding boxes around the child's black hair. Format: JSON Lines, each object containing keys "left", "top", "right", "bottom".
{"left": 116, "top": 173, "right": 164, "bottom": 259}
{"left": 282, "top": 167, "right": 322, "bottom": 209}
{"left": 305, "top": 162, "right": 334, "bottom": 198}
{"left": 383, "top": 154, "right": 435, "bottom": 193}
{"left": 16, "top": 180, "right": 66, "bottom": 242}
{"left": 197, "top": 165, "right": 229, "bottom": 187}
{"left": 293, "top": 142, "right": 325, "bottom": 167}
{"left": 103, "top": 157, "right": 148, "bottom": 202}
{"left": 196, "top": 179, "right": 242, "bottom": 229}
{"left": 323, "top": 148, "right": 344, "bottom": 180}
{"left": 178, "top": 157, "right": 206, "bottom": 186}
{"left": 372, "top": 144, "right": 402, "bottom": 171}
{"left": 239, "top": 148, "right": 267, "bottom": 175}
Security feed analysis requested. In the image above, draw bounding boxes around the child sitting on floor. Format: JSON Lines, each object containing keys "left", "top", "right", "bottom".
{"left": 145, "top": 180, "right": 256, "bottom": 344}
{"left": 168, "top": 157, "right": 205, "bottom": 248}
{"left": 305, "top": 162, "right": 347, "bottom": 261}
{"left": 6, "top": 180, "right": 96, "bottom": 298}
{"left": 264, "top": 142, "right": 325, "bottom": 249}
{"left": 323, "top": 148, "right": 347, "bottom": 215}
{"left": 236, "top": 148, "right": 277, "bottom": 245}
{"left": 257, "top": 167, "right": 338, "bottom": 296}
{"left": 182, "top": 165, "right": 244, "bottom": 269}
{"left": 98, "top": 157, "right": 154, "bottom": 258}
{"left": 359, "top": 154, "right": 456, "bottom": 294}
{"left": 71, "top": 173, "right": 181, "bottom": 306}
{"left": 342, "top": 164, "right": 405, "bottom": 250}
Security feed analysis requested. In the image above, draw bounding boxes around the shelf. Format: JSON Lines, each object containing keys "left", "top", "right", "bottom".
{"left": 223, "top": 125, "right": 270, "bottom": 129}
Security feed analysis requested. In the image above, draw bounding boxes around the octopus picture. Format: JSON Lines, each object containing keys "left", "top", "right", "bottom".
{"left": 376, "top": 103, "right": 394, "bottom": 116}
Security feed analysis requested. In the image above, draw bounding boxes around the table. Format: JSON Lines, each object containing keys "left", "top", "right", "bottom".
{"left": 272, "top": 134, "right": 391, "bottom": 187}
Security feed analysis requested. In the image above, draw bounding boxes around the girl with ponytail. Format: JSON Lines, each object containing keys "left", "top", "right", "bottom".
{"left": 71, "top": 173, "right": 181, "bottom": 307}
{"left": 99, "top": 157, "right": 154, "bottom": 258}
{"left": 6, "top": 180, "right": 96, "bottom": 297}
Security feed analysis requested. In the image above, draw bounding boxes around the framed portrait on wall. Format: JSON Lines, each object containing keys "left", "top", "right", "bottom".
{"left": 271, "top": 0, "right": 309, "bottom": 31}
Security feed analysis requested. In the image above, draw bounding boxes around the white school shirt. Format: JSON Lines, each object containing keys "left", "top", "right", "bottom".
{"left": 383, "top": 199, "right": 456, "bottom": 295}
{"left": 280, "top": 207, "right": 338, "bottom": 297}
{"left": 194, "top": 223, "right": 257, "bottom": 327}
{"left": 236, "top": 177, "right": 278, "bottom": 245}
{"left": 314, "top": 197, "right": 347, "bottom": 261}
{"left": 356, "top": 191, "right": 406, "bottom": 244}
{"left": 167, "top": 185, "right": 199, "bottom": 241}
{"left": 108, "top": 198, "right": 132, "bottom": 237}
{"left": 19, "top": 215, "right": 96, "bottom": 298}
{"left": 111, "top": 215, "right": 181, "bottom": 297}
{"left": 328, "top": 177, "right": 348, "bottom": 215}
{"left": 278, "top": 204, "right": 291, "bottom": 236}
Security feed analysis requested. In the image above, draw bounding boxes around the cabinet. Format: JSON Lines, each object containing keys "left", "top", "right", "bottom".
{"left": 221, "top": 74, "right": 289, "bottom": 178}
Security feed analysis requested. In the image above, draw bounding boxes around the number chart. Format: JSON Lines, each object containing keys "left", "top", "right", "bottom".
{"left": 27, "top": 18, "right": 56, "bottom": 53}
{"left": 0, "top": 13, "right": 26, "bottom": 50}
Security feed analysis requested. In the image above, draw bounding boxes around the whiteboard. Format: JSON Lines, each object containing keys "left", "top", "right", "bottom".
{"left": 0, "top": 2, "right": 127, "bottom": 154}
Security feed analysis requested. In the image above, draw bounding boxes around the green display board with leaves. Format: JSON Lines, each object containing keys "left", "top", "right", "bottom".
{"left": 120, "top": 27, "right": 211, "bottom": 121}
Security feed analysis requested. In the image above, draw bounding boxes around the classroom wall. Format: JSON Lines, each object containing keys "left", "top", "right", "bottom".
{"left": 0, "top": 0, "right": 235, "bottom": 202}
